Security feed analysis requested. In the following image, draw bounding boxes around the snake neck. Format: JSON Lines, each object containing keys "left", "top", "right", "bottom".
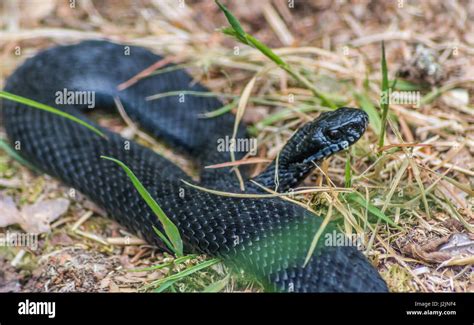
{"left": 246, "top": 123, "right": 320, "bottom": 193}
{"left": 246, "top": 160, "right": 315, "bottom": 193}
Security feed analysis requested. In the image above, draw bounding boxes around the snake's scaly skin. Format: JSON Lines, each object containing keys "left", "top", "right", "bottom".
{"left": 2, "top": 40, "right": 388, "bottom": 292}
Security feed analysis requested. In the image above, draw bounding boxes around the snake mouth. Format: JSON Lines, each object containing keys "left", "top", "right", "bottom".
{"left": 301, "top": 141, "right": 350, "bottom": 164}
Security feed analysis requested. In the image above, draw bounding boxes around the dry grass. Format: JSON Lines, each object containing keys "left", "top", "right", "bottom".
{"left": 0, "top": 0, "right": 473, "bottom": 292}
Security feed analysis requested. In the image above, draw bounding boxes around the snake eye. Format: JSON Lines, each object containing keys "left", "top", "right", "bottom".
{"left": 325, "top": 129, "right": 341, "bottom": 140}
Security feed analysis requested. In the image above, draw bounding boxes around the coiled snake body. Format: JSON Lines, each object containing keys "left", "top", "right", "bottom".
{"left": 2, "top": 40, "right": 388, "bottom": 292}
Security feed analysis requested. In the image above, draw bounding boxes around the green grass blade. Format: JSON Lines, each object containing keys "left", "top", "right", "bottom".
{"left": 0, "top": 91, "right": 106, "bottom": 139}
{"left": 344, "top": 154, "right": 352, "bottom": 188}
{"left": 202, "top": 273, "right": 230, "bottom": 292}
{"left": 391, "top": 79, "right": 421, "bottom": 91}
{"left": 220, "top": 27, "right": 248, "bottom": 44}
{"left": 101, "top": 156, "right": 183, "bottom": 256}
{"left": 215, "top": 0, "right": 289, "bottom": 68}
{"left": 151, "top": 258, "right": 221, "bottom": 292}
{"left": 215, "top": 1, "right": 336, "bottom": 109}
{"left": 346, "top": 192, "right": 402, "bottom": 230}
{"left": 244, "top": 34, "right": 287, "bottom": 67}
{"left": 354, "top": 92, "right": 381, "bottom": 136}
{"left": 154, "top": 279, "right": 179, "bottom": 293}
{"left": 255, "top": 105, "right": 318, "bottom": 129}
{"left": 0, "top": 138, "right": 41, "bottom": 172}
{"left": 198, "top": 99, "right": 237, "bottom": 118}
{"left": 160, "top": 258, "right": 220, "bottom": 283}
{"left": 215, "top": 1, "right": 246, "bottom": 39}
{"left": 378, "top": 41, "right": 390, "bottom": 149}
{"left": 152, "top": 225, "right": 178, "bottom": 254}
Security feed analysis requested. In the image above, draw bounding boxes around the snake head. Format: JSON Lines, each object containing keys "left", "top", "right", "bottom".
{"left": 287, "top": 107, "right": 369, "bottom": 165}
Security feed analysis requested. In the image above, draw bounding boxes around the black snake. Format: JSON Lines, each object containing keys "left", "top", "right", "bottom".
{"left": 2, "top": 40, "right": 388, "bottom": 292}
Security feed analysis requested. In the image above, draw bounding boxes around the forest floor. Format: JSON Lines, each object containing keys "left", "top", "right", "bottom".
{"left": 0, "top": 0, "right": 472, "bottom": 292}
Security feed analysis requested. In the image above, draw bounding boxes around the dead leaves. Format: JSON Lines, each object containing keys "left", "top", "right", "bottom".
{"left": 0, "top": 193, "right": 69, "bottom": 233}
{"left": 31, "top": 248, "right": 121, "bottom": 292}
{"left": 401, "top": 233, "right": 474, "bottom": 267}
{"left": 0, "top": 194, "right": 19, "bottom": 228}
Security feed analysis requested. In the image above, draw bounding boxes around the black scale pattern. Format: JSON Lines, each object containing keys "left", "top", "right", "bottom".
{"left": 2, "top": 40, "right": 388, "bottom": 292}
